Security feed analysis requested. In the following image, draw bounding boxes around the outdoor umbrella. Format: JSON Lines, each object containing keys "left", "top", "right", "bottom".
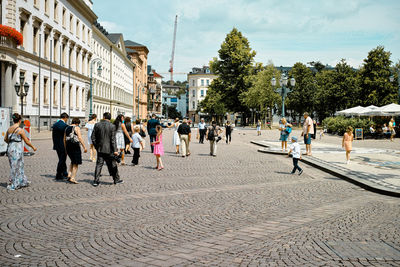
{"left": 358, "top": 105, "right": 383, "bottom": 116}
{"left": 336, "top": 106, "right": 365, "bottom": 116}
{"left": 380, "top": 103, "right": 400, "bottom": 116}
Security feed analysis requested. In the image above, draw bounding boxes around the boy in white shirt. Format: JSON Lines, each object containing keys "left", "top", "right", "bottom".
{"left": 131, "top": 126, "right": 144, "bottom": 166}
{"left": 288, "top": 136, "right": 303, "bottom": 175}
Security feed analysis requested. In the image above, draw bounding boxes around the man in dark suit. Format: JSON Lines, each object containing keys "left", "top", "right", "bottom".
{"left": 91, "top": 112, "right": 123, "bottom": 187}
{"left": 147, "top": 113, "right": 160, "bottom": 153}
{"left": 52, "top": 112, "right": 69, "bottom": 180}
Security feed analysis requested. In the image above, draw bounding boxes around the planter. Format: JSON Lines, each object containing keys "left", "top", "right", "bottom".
{"left": 0, "top": 25, "right": 23, "bottom": 46}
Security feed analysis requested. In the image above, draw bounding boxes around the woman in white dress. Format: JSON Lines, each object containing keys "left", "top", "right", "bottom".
{"left": 168, "top": 118, "right": 181, "bottom": 154}
{"left": 85, "top": 114, "right": 97, "bottom": 162}
{"left": 113, "top": 114, "right": 132, "bottom": 165}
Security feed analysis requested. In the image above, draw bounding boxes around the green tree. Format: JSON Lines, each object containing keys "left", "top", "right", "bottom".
{"left": 205, "top": 28, "right": 256, "bottom": 114}
{"left": 287, "top": 62, "right": 316, "bottom": 120}
{"left": 240, "top": 64, "right": 280, "bottom": 116}
{"left": 358, "top": 46, "right": 396, "bottom": 105}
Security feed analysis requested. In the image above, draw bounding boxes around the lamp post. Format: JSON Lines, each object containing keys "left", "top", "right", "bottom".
{"left": 89, "top": 58, "right": 103, "bottom": 118}
{"left": 271, "top": 73, "right": 295, "bottom": 117}
{"left": 389, "top": 70, "right": 400, "bottom": 104}
{"left": 14, "top": 73, "right": 30, "bottom": 126}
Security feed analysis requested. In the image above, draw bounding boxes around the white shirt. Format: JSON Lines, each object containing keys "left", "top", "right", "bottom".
{"left": 198, "top": 122, "right": 206, "bottom": 130}
{"left": 303, "top": 116, "right": 314, "bottom": 135}
{"left": 290, "top": 142, "right": 301, "bottom": 159}
{"left": 131, "top": 133, "right": 143, "bottom": 148}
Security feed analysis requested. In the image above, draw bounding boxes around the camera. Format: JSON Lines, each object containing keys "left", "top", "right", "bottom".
{"left": 112, "top": 152, "right": 122, "bottom": 163}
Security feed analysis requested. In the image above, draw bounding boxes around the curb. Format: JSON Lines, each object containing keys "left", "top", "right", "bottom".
{"left": 251, "top": 141, "right": 400, "bottom": 198}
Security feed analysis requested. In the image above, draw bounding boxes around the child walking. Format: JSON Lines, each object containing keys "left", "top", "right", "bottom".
{"left": 131, "top": 125, "right": 144, "bottom": 166}
{"left": 342, "top": 126, "right": 354, "bottom": 164}
{"left": 151, "top": 125, "right": 164, "bottom": 170}
{"left": 288, "top": 136, "right": 303, "bottom": 175}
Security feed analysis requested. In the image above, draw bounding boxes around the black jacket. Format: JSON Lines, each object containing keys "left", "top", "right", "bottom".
{"left": 91, "top": 120, "right": 117, "bottom": 154}
{"left": 52, "top": 120, "right": 68, "bottom": 151}
{"left": 147, "top": 118, "right": 160, "bottom": 136}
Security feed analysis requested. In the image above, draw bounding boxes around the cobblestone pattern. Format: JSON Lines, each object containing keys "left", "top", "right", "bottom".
{"left": 0, "top": 129, "right": 399, "bottom": 266}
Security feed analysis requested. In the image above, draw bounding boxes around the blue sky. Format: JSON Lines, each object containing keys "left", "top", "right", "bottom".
{"left": 93, "top": 0, "right": 400, "bottom": 81}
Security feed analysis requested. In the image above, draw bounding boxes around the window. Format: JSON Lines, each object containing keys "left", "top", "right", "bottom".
{"left": 192, "top": 90, "right": 195, "bottom": 97}
{"left": 69, "top": 85, "right": 73, "bottom": 108}
{"left": 53, "top": 38, "right": 58, "bottom": 63}
{"left": 44, "top": 33, "right": 49, "bottom": 59}
{"left": 76, "top": 50, "right": 80, "bottom": 72}
{"left": 62, "top": 8, "right": 66, "bottom": 27}
{"left": 61, "top": 82, "right": 66, "bottom": 107}
{"left": 206, "top": 68, "right": 210, "bottom": 74}
{"left": 44, "top": 77, "right": 49, "bottom": 104}
{"left": 82, "top": 25, "right": 86, "bottom": 43}
{"left": 201, "top": 90, "right": 204, "bottom": 97}
{"left": 53, "top": 80, "right": 58, "bottom": 106}
{"left": 34, "top": 0, "right": 39, "bottom": 8}
{"left": 192, "top": 101, "right": 195, "bottom": 109}
{"left": 206, "top": 79, "right": 209, "bottom": 86}
{"left": 54, "top": 1, "right": 59, "bottom": 21}
{"left": 69, "top": 14, "right": 73, "bottom": 32}
{"left": 76, "top": 20, "right": 80, "bottom": 39}
{"left": 76, "top": 87, "right": 80, "bottom": 109}
{"left": 192, "top": 79, "right": 195, "bottom": 86}
{"left": 44, "top": 0, "right": 49, "bottom": 15}
{"left": 69, "top": 47, "right": 74, "bottom": 69}
{"left": 33, "top": 27, "right": 39, "bottom": 54}
{"left": 19, "top": 19, "right": 27, "bottom": 48}
{"left": 201, "top": 79, "right": 204, "bottom": 86}
{"left": 61, "top": 43, "right": 66, "bottom": 66}
{"left": 32, "top": 74, "right": 38, "bottom": 104}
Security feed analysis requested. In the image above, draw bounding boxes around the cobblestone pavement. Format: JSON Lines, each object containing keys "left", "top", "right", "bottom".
{"left": 1, "top": 128, "right": 399, "bottom": 266}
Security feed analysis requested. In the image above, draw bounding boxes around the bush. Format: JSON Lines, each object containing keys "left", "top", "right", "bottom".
{"left": 322, "top": 116, "right": 372, "bottom": 135}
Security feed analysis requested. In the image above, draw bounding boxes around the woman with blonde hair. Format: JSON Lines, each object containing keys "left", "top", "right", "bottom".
{"left": 85, "top": 114, "right": 97, "bottom": 162}
{"left": 279, "top": 118, "right": 292, "bottom": 151}
{"left": 342, "top": 126, "right": 354, "bottom": 164}
{"left": 389, "top": 118, "right": 396, "bottom": 142}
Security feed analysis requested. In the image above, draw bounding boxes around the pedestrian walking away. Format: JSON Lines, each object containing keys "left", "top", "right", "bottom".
{"left": 131, "top": 125, "right": 144, "bottom": 166}
{"left": 256, "top": 120, "right": 262, "bottom": 136}
{"left": 52, "top": 112, "right": 69, "bottom": 180}
{"left": 279, "top": 118, "right": 292, "bottom": 151}
{"left": 91, "top": 112, "right": 123, "bottom": 186}
{"left": 301, "top": 112, "right": 314, "bottom": 156}
{"left": 288, "top": 136, "right": 303, "bottom": 175}
{"left": 168, "top": 118, "right": 181, "bottom": 154}
{"left": 85, "top": 114, "right": 97, "bottom": 162}
{"left": 64, "top": 117, "right": 87, "bottom": 184}
{"left": 206, "top": 121, "right": 222, "bottom": 157}
{"left": 342, "top": 126, "right": 354, "bottom": 164}
{"left": 198, "top": 118, "right": 206, "bottom": 144}
{"left": 5, "top": 113, "right": 37, "bottom": 190}
{"left": 147, "top": 114, "right": 160, "bottom": 153}
{"left": 124, "top": 117, "right": 133, "bottom": 155}
{"left": 225, "top": 121, "right": 233, "bottom": 144}
{"left": 177, "top": 118, "right": 191, "bottom": 157}
{"left": 151, "top": 125, "right": 164, "bottom": 170}
{"left": 113, "top": 114, "right": 132, "bottom": 165}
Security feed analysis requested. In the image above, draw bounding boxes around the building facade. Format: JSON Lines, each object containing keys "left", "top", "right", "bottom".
{"left": 90, "top": 24, "right": 134, "bottom": 119}
{"left": 146, "top": 66, "right": 162, "bottom": 117}
{"left": 125, "top": 40, "right": 148, "bottom": 120}
{"left": 0, "top": 0, "right": 97, "bottom": 128}
{"left": 187, "top": 66, "right": 217, "bottom": 123}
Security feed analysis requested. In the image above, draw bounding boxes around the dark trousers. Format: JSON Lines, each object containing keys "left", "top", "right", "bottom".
{"left": 150, "top": 135, "right": 156, "bottom": 152}
{"left": 291, "top": 158, "right": 302, "bottom": 173}
{"left": 132, "top": 148, "right": 140, "bottom": 165}
{"left": 226, "top": 132, "right": 231, "bottom": 143}
{"left": 56, "top": 149, "right": 68, "bottom": 179}
{"left": 199, "top": 129, "right": 206, "bottom": 143}
{"left": 94, "top": 152, "right": 120, "bottom": 183}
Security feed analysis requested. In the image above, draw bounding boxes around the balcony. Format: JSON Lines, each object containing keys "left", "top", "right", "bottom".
{"left": 0, "top": 36, "right": 18, "bottom": 49}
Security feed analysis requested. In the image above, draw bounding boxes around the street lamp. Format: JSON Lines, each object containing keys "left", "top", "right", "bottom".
{"left": 271, "top": 73, "right": 295, "bottom": 117}
{"left": 14, "top": 73, "right": 30, "bottom": 126}
{"left": 389, "top": 70, "right": 400, "bottom": 104}
{"left": 89, "top": 58, "right": 103, "bottom": 118}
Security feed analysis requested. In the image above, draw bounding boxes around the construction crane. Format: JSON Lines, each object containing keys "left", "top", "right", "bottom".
{"left": 169, "top": 15, "right": 178, "bottom": 85}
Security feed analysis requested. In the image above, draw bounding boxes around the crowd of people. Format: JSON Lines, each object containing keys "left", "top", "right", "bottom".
{"left": 4, "top": 112, "right": 235, "bottom": 190}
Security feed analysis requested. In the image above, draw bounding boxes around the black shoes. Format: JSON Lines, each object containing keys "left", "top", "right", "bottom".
{"left": 114, "top": 180, "right": 124, "bottom": 185}
{"left": 298, "top": 170, "right": 303, "bottom": 175}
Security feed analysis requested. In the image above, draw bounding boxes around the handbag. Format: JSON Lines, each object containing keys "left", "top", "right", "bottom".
{"left": 285, "top": 126, "right": 292, "bottom": 135}
{"left": 65, "top": 126, "right": 80, "bottom": 144}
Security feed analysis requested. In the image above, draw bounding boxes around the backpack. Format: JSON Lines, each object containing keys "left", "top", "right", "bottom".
{"left": 208, "top": 126, "right": 216, "bottom": 140}
{"left": 139, "top": 125, "right": 146, "bottom": 138}
{"left": 285, "top": 126, "right": 292, "bottom": 134}
{"left": 65, "top": 126, "right": 79, "bottom": 144}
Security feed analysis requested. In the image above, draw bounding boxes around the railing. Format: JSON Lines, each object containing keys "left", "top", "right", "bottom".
{"left": 0, "top": 36, "right": 18, "bottom": 49}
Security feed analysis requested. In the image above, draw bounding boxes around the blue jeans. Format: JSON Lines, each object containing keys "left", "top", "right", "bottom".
{"left": 291, "top": 158, "right": 302, "bottom": 173}
{"left": 149, "top": 135, "right": 156, "bottom": 153}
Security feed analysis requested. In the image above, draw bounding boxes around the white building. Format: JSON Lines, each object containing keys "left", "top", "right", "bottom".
{"left": 0, "top": 0, "right": 97, "bottom": 128}
{"left": 187, "top": 66, "right": 217, "bottom": 123}
{"left": 91, "top": 23, "right": 134, "bottom": 118}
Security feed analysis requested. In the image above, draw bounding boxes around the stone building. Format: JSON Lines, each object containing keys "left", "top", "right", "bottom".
{"left": 187, "top": 66, "right": 217, "bottom": 123}
{"left": 125, "top": 40, "right": 148, "bottom": 120}
{"left": 146, "top": 66, "right": 162, "bottom": 117}
{"left": 0, "top": 0, "right": 96, "bottom": 128}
